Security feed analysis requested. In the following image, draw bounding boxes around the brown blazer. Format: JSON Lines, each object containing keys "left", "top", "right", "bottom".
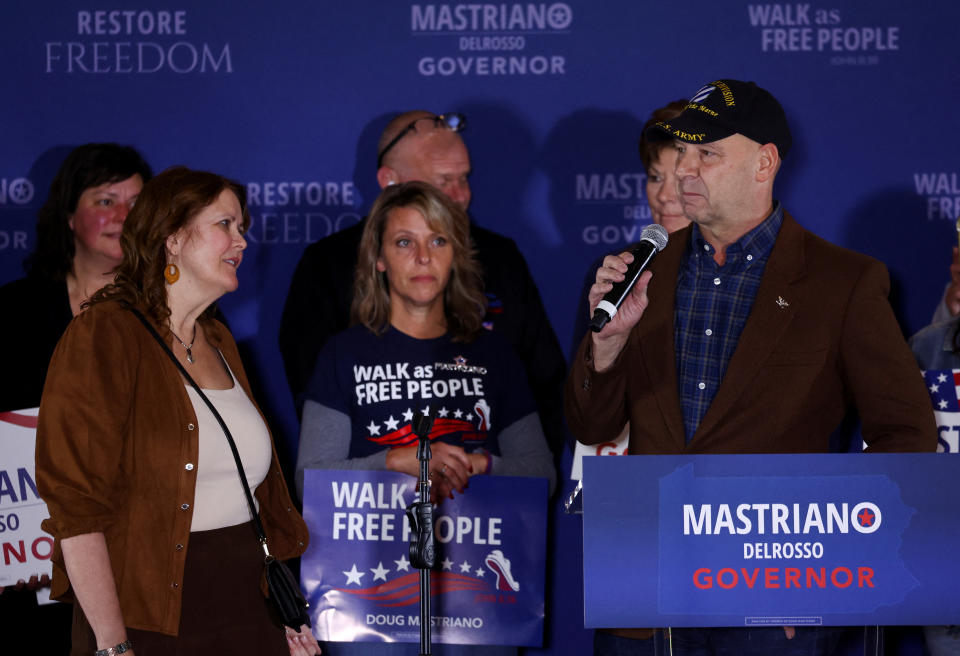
{"left": 566, "top": 213, "right": 936, "bottom": 455}
{"left": 36, "top": 301, "right": 309, "bottom": 635}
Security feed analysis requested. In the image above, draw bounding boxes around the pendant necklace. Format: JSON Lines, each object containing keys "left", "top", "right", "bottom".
{"left": 171, "top": 324, "right": 197, "bottom": 364}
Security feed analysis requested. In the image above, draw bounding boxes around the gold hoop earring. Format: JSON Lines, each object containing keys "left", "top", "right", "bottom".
{"left": 164, "top": 263, "right": 180, "bottom": 284}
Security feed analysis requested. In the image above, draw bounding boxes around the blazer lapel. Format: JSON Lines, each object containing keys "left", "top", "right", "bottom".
{"left": 638, "top": 227, "right": 687, "bottom": 451}
{"left": 690, "top": 213, "right": 807, "bottom": 444}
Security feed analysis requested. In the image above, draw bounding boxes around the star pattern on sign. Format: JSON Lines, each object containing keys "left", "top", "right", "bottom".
{"left": 454, "top": 409, "right": 463, "bottom": 418}
{"left": 466, "top": 413, "right": 473, "bottom": 421}
{"left": 459, "top": 560, "right": 472, "bottom": 573}
{"left": 395, "top": 555, "right": 410, "bottom": 572}
{"left": 922, "top": 368, "right": 960, "bottom": 413}
{"left": 441, "top": 557, "right": 454, "bottom": 571}
{"left": 367, "top": 420, "right": 381, "bottom": 436}
{"left": 475, "top": 567, "right": 485, "bottom": 578}
{"left": 455, "top": 355, "right": 468, "bottom": 365}
{"left": 438, "top": 407, "right": 449, "bottom": 417}
{"left": 384, "top": 415, "right": 399, "bottom": 431}
{"left": 371, "top": 561, "right": 390, "bottom": 582}
{"left": 343, "top": 564, "right": 365, "bottom": 586}
{"left": 402, "top": 408, "right": 414, "bottom": 422}
{"left": 857, "top": 508, "right": 876, "bottom": 527}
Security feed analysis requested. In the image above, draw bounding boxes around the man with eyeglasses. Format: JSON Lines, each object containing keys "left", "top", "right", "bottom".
{"left": 280, "top": 110, "right": 568, "bottom": 468}
{"left": 375, "top": 112, "right": 471, "bottom": 209}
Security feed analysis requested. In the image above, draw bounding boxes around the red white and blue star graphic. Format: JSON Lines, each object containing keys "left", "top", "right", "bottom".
{"left": 922, "top": 368, "right": 960, "bottom": 412}
{"left": 333, "top": 548, "right": 521, "bottom": 606}
{"left": 366, "top": 400, "right": 491, "bottom": 447}
{"left": 921, "top": 368, "right": 960, "bottom": 452}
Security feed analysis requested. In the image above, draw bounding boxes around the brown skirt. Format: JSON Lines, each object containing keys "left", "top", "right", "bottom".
{"left": 72, "top": 521, "right": 288, "bottom": 656}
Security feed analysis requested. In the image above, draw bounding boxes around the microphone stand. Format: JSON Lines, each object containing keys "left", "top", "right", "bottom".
{"left": 406, "top": 412, "right": 435, "bottom": 656}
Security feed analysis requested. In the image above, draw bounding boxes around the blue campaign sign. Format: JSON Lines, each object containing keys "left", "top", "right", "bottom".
{"left": 582, "top": 454, "right": 960, "bottom": 628}
{"left": 301, "top": 469, "right": 547, "bottom": 646}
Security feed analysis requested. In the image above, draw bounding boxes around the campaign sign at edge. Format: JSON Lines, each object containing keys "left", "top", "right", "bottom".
{"left": 0, "top": 408, "right": 54, "bottom": 586}
{"left": 582, "top": 453, "right": 960, "bottom": 627}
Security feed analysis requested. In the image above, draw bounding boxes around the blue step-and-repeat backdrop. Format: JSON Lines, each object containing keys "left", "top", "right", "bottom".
{"left": 2, "top": 2, "right": 958, "bottom": 653}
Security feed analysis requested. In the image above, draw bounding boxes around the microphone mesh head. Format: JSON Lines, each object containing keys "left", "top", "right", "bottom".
{"left": 640, "top": 223, "right": 669, "bottom": 251}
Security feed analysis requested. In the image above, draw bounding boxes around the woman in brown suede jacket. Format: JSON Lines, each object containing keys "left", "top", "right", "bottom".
{"left": 36, "top": 167, "right": 319, "bottom": 656}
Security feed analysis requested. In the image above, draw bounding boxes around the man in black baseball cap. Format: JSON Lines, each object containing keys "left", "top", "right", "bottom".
{"left": 565, "top": 78, "right": 936, "bottom": 655}
{"left": 647, "top": 79, "right": 792, "bottom": 159}
{"left": 637, "top": 79, "right": 791, "bottom": 252}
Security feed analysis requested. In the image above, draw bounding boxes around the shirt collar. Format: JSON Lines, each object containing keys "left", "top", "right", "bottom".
{"left": 687, "top": 201, "right": 784, "bottom": 266}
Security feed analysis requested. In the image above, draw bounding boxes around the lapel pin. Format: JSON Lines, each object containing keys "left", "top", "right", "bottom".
{"left": 776, "top": 296, "right": 789, "bottom": 309}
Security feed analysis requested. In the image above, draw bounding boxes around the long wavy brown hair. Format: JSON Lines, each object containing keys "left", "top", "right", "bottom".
{"left": 352, "top": 181, "right": 485, "bottom": 341}
{"left": 87, "top": 166, "right": 249, "bottom": 330}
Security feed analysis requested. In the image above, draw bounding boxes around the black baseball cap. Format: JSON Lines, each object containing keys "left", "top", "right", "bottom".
{"left": 645, "top": 79, "right": 792, "bottom": 159}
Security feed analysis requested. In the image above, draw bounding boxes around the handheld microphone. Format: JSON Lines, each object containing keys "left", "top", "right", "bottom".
{"left": 589, "top": 224, "right": 669, "bottom": 333}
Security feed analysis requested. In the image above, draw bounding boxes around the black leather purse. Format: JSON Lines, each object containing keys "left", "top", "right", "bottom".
{"left": 130, "top": 308, "right": 311, "bottom": 630}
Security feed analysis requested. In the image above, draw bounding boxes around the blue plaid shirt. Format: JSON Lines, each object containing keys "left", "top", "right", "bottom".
{"left": 674, "top": 202, "right": 784, "bottom": 443}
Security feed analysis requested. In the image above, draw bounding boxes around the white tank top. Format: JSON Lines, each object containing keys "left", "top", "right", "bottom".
{"left": 185, "top": 361, "right": 272, "bottom": 532}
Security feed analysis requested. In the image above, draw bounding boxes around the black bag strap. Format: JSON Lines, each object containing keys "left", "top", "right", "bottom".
{"left": 128, "top": 307, "right": 274, "bottom": 559}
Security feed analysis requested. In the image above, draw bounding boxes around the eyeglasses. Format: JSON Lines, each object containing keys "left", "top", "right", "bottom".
{"left": 376, "top": 113, "right": 467, "bottom": 168}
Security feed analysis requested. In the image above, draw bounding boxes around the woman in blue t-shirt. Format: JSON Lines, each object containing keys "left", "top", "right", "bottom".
{"left": 296, "top": 180, "right": 555, "bottom": 502}
{"left": 295, "top": 181, "right": 555, "bottom": 656}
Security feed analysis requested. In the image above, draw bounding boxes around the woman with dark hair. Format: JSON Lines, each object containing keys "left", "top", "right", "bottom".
{"left": 35, "top": 166, "right": 319, "bottom": 656}
{"left": 0, "top": 143, "right": 151, "bottom": 653}
{"left": 295, "top": 180, "right": 555, "bottom": 656}
{"left": 0, "top": 143, "right": 152, "bottom": 413}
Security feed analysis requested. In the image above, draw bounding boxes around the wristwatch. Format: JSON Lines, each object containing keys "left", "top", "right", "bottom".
{"left": 95, "top": 639, "right": 132, "bottom": 656}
